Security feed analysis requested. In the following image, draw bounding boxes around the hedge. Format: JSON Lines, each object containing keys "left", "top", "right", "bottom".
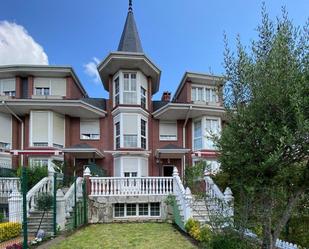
{"left": 0, "top": 222, "right": 22, "bottom": 242}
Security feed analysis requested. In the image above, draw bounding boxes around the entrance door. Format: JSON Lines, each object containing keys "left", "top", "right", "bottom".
{"left": 163, "top": 166, "right": 174, "bottom": 177}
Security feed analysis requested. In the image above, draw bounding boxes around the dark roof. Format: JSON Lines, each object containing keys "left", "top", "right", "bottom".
{"left": 152, "top": 101, "right": 169, "bottom": 112}
{"left": 117, "top": 6, "right": 143, "bottom": 53}
{"left": 81, "top": 98, "right": 106, "bottom": 110}
{"left": 67, "top": 143, "right": 95, "bottom": 149}
{"left": 160, "top": 144, "right": 186, "bottom": 150}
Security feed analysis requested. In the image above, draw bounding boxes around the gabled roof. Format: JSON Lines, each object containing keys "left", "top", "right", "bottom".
{"left": 117, "top": 3, "right": 143, "bottom": 53}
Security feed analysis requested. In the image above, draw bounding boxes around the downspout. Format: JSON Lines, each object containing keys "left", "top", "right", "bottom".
{"left": 182, "top": 105, "right": 192, "bottom": 180}
{"left": 1, "top": 101, "right": 24, "bottom": 165}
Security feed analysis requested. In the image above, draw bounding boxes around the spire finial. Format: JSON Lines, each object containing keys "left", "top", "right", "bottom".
{"left": 129, "top": 0, "right": 133, "bottom": 12}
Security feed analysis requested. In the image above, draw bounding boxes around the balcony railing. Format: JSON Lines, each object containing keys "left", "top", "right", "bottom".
{"left": 89, "top": 177, "right": 174, "bottom": 196}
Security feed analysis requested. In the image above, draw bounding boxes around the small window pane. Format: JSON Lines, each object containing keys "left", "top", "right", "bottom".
{"left": 139, "top": 203, "right": 149, "bottom": 216}
{"left": 150, "top": 203, "right": 160, "bottom": 216}
{"left": 114, "top": 203, "right": 125, "bottom": 217}
{"left": 126, "top": 204, "right": 136, "bottom": 216}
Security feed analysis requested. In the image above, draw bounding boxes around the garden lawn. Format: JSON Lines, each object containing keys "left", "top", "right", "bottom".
{"left": 50, "top": 223, "right": 197, "bottom": 249}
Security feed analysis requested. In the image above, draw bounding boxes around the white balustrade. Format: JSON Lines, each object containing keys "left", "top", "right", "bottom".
{"left": 89, "top": 177, "right": 173, "bottom": 196}
{"left": 173, "top": 167, "right": 192, "bottom": 222}
{"left": 64, "top": 177, "right": 83, "bottom": 218}
{"left": 0, "top": 177, "right": 20, "bottom": 200}
{"left": 204, "top": 170, "right": 234, "bottom": 219}
{"left": 26, "top": 176, "right": 52, "bottom": 216}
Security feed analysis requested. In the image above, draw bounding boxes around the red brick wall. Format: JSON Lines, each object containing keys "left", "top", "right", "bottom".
{"left": 15, "top": 77, "right": 22, "bottom": 98}
{"left": 66, "top": 76, "right": 85, "bottom": 99}
{"left": 176, "top": 80, "right": 191, "bottom": 103}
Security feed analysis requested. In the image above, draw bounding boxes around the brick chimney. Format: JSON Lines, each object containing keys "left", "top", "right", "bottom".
{"left": 161, "top": 91, "right": 171, "bottom": 102}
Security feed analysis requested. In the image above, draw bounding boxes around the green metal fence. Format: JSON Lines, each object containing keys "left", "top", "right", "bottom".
{"left": 0, "top": 167, "right": 88, "bottom": 249}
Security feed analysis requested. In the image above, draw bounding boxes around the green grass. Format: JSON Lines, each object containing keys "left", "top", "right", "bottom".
{"left": 50, "top": 223, "right": 197, "bottom": 249}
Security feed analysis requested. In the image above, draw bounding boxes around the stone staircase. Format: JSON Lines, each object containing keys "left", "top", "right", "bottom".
{"left": 192, "top": 197, "right": 209, "bottom": 224}
{"left": 27, "top": 211, "right": 54, "bottom": 236}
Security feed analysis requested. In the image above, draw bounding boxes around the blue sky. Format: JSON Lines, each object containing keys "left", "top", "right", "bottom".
{"left": 0, "top": 0, "right": 308, "bottom": 99}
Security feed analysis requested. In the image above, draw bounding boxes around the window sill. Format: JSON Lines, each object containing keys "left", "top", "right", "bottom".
{"left": 80, "top": 138, "right": 100, "bottom": 141}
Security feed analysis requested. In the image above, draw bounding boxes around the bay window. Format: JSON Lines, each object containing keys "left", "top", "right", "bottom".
{"left": 0, "top": 113, "right": 12, "bottom": 150}
{"left": 80, "top": 119, "right": 100, "bottom": 140}
{"left": 193, "top": 117, "right": 221, "bottom": 151}
{"left": 112, "top": 71, "right": 148, "bottom": 108}
{"left": 30, "top": 111, "right": 65, "bottom": 148}
{"left": 114, "top": 113, "right": 148, "bottom": 149}
{"left": 0, "top": 78, "right": 16, "bottom": 97}
{"left": 193, "top": 120, "right": 202, "bottom": 150}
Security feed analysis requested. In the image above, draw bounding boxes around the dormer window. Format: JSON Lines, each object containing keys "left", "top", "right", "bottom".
{"left": 191, "top": 85, "right": 219, "bottom": 104}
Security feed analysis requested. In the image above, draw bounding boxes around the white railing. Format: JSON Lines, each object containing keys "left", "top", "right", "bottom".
{"left": 26, "top": 176, "right": 52, "bottom": 216}
{"left": 64, "top": 177, "right": 83, "bottom": 218}
{"left": 89, "top": 177, "right": 173, "bottom": 196}
{"left": 244, "top": 229, "right": 301, "bottom": 249}
{"left": 0, "top": 177, "right": 20, "bottom": 200}
{"left": 204, "top": 171, "right": 234, "bottom": 219}
{"left": 173, "top": 167, "right": 192, "bottom": 222}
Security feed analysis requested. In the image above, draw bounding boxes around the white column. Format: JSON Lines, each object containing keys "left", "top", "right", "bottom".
{"left": 56, "top": 189, "right": 66, "bottom": 230}
{"left": 224, "top": 187, "right": 234, "bottom": 218}
{"left": 184, "top": 187, "right": 193, "bottom": 222}
{"left": 8, "top": 189, "right": 23, "bottom": 223}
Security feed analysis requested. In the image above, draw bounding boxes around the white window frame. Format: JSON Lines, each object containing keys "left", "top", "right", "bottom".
{"left": 159, "top": 121, "right": 177, "bottom": 141}
{"left": 80, "top": 119, "right": 100, "bottom": 140}
{"left": 0, "top": 113, "right": 12, "bottom": 150}
{"left": 114, "top": 75, "right": 120, "bottom": 106}
{"left": 123, "top": 72, "right": 137, "bottom": 104}
{"left": 191, "top": 84, "right": 219, "bottom": 104}
{"left": 113, "top": 156, "right": 149, "bottom": 177}
{"left": 140, "top": 118, "right": 147, "bottom": 149}
{"left": 140, "top": 86, "right": 147, "bottom": 109}
{"left": 192, "top": 116, "right": 221, "bottom": 151}
{"left": 35, "top": 87, "right": 50, "bottom": 96}
{"left": 30, "top": 111, "right": 65, "bottom": 148}
{"left": 113, "top": 113, "right": 148, "bottom": 150}
{"left": 193, "top": 119, "right": 203, "bottom": 151}
{"left": 113, "top": 203, "right": 161, "bottom": 218}
{"left": 112, "top": 71, "right": 148, "bottom": 108}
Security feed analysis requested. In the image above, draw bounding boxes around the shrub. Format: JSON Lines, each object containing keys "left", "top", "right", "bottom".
{"left": 0, "top": 212, "right": 4, "bottom": 222}
{"left": 185, "top": 218, "right": 201, "bottom": 241}
{"left": 210, "top": 232, "right": 258, "bottom": 249}
{"left": 0, "top": 222, "right": 22, "bottom": 242}
{"left": 17, "top": 165, "right": 48, "bottom": 190}
{"left": 6, "top": 243, "right": 22, "bottom": 249}
{"left": 200, "top": 225, "right": 212, "bottom": 244}
{"left": 36, "top": 193, "right": 53, "bottom": 211}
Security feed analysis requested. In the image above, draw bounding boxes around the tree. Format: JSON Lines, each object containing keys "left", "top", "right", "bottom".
{"left": 218, "top": 4, "right": 309, "bottom": 249}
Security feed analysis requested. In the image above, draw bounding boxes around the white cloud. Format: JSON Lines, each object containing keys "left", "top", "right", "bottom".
{"left": 84, "top": 57, "right": 100, "bottom": 84}
{"left": 0, "top": 21, "right": 48, "bottom": 65}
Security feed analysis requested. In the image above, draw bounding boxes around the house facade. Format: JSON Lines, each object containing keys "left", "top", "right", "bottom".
{"left": 0, "top": 3, "right": 226, "bottom": 180}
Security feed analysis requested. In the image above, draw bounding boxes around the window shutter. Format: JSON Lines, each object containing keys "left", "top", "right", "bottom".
{"left": 123, "top": 158, "right": 138, "bottom": 172}
{"left": 160, "top": 122, "right": 177, "bottom": 136}
{"left": 123, "top": 114, "right": 138, "bottom": 134}
{"left": 53, "top": 113, "right": 65, "bottom": 146}
{"left": 80, "top": 119, "right": 100, "bottom": 135}
{"left": 140, "top": 158, "right": 148, "bottom": 177}
{"left": 34, "top": 78, "right": 50, "bottom": 88}
{"left": 114, "top": 158, "right": 121, "bottom": 177}
{"left": 1, "top": 79, "right": 15, "bottom": 92}
{"left": 51, "top": 78, "right": 66, "bottom": 96}
{"left": 0, "top": 113, "right": 12, "bottom": 145}
{"left": 32, "top": 111, "right": 49, "bottom": 143}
